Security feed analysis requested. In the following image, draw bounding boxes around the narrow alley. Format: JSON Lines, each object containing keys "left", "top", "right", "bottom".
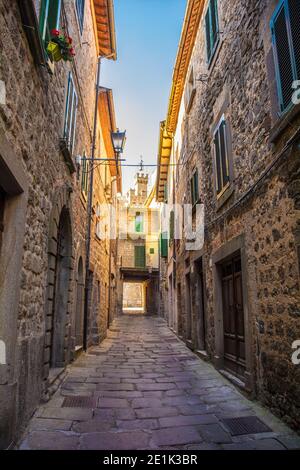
{"left": 18, "top": 316, "right": 300, "bottom": 451}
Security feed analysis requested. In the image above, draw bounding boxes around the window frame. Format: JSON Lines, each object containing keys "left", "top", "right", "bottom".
{"left": 63, "top": 72, "right": 78, "bottom": 155}
{"left": 75, "top": 0, "right": 85, "bottom": 34}
{"left": 213, "top": 115, "right": 230, "bottom": 198}
{"left": 270, "top": 0, "right": 300, "bottom": 114}
{"left": 39, "top": 0, "right": 62, "bottom": 45}
{"left": 205, "top": 0, "right": 220, "bottom": 66}
{"left": 191, "top": 168, "right": 200, "bottom": 207}
{"left": 135, "top": 211, "right": 144, "bottom": 233}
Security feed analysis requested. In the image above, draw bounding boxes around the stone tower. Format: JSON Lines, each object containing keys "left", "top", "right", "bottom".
{"left": 128, "top": 172, "right": 149, "bottom": 206}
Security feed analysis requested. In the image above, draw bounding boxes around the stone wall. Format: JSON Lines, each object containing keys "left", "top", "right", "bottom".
{"left": 165, "top": 0, "right": 300, "bottom": 430}
{"left": 0, "top": 0, "right": 115, "bottom": 447}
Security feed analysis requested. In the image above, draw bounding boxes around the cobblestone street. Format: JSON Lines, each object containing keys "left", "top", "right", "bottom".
{"left": 18, "top": 316, "right": 300, "bottom": 451}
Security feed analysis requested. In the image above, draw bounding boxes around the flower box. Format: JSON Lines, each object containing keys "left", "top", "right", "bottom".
{"left": 47, "top": 41, "right": 62, "bottom": 62}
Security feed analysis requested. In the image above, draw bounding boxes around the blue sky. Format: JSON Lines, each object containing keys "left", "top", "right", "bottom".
{"left": 101, "top": 0, "right": 187, "bottom": 194}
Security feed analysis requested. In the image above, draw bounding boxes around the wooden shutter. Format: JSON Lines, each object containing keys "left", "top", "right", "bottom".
{"left": 211, "top": 0, "right": 219, "bottom": 49}
{"left": 271, "top": 2, "right": 294, "bottom": 111}
{"left": 135, "top": 246, "right": 146, "bottom": 268}
{"left": 39, "top": 0, "right": 61, "bottom": 43}
{"left": 219, "top": 121, "right": 229, "bottom": 186}
{"left": 76, "top": 0, "right": 85, "bottom": 32}
{"left": 288, "top": 0, "right": 300, "bottom": 79}
{"left": 214, "top": 131, "right": 222, "bottom": 193}
{"left": 160, "top": 233, "right": 168, "bottom": 258}
{"left": 205, "top": 8, "right": 212, "bottom": 61}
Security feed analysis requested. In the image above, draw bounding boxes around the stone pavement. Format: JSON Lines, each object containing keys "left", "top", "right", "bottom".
{"left": 18, "top": 316, "right": 300, "bottom": 450}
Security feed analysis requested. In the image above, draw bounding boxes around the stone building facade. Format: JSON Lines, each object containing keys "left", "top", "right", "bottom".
{"left": 157, "top": 0, "right": 300, "bottom": 430}
{"left": 0, "top": 0, "right": 120, "bottom": 448}
{"left": 117, "top": 173, "right": 160, "bottom": 316}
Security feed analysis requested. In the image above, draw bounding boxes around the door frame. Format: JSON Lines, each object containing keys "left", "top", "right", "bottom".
{"left": 212, "top": 234, "right": 253, "bottom": 392}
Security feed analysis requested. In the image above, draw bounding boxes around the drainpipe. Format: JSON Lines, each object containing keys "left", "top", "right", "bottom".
{"left": 83, "top": 56, "right": 101, "bottom": 351}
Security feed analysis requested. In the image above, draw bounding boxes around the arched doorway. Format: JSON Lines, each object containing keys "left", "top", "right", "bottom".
{"left": 50, "top": 207, "right": 72, "bottom": 368}
{"left": 75, "top": 257, "right": 84, "bottom": 350}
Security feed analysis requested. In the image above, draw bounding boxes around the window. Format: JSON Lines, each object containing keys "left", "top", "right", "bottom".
{"left": 76, "top": 0, "right": 85, "bottom": 33}
{"left": 169, "top": 210, "right": 175, "bottom": 246}
{"left": 205, "top": 0, "right": 219, "bottom": 64}
{"left": 160, "top": 232, "right": 168, "bottom": 258}
{"left": 39, "top": 0, "right": 61, "bottom": 45}
{"left": 135, "top": 212, "right": 144, "bottom": 233}
{"left": 63, "top": 72, "right": 78, "bottom": 155}
{"left": 213, "top": 116, "right": 230, "bottom": 196}
{"left": 0, "top": 188, "right": 5, "bottom": 255}
{"left": 191, "top": 169, "right": 200, "bottom": 206}
{"left": 271, "top": 0, "right": 300, "bottom": 113}
{"left": 150, "top": 248, "right": 155, "bottom": 255}
{"left": 135, "top": 246, "right": 146, "bottom": 268}
{"left": 81, "top": 152, "right": 89, "bottom": 195}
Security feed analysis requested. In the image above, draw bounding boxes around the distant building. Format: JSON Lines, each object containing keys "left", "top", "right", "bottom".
{"left": 117, "top": 173, "right": 160, "bottom": 315}
{"left": 156, "top": 0, "right": 300, "bottom": 431}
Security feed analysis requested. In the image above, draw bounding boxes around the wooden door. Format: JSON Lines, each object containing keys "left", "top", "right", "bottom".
{"left": 134, "top": 245, "right": 146, "bottom": 268}
{"left": 222, "top": 256, "right": 246, "bottom": 379}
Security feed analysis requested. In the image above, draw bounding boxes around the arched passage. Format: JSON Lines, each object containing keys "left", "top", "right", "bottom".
{"left": 50, "top": 207, "right": 73, "bottom": 368}
{"left": 75, "top": 257, "right": 84, "bottom": 349}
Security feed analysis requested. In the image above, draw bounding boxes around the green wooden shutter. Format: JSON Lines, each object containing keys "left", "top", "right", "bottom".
{"left": 135, "top": 246, "right": 146, "bottom": 268}
{"left": 160, "top": 233, "right": 168, "bottom": 258}
{"left": 205, "top": 8, "right": 212, "bottom": 61}
{"left": 219, "top": 121, "right": 229, "bottom": 186}
{"left": 271, "top": 2, "right": 294, "bottom": 112}
{"left": 169, "top": 210, "right": 175, "bottom": 246}
{"left": 288, "top": 0, "right": 300, "bottom": 80}
{"left": 39, "top": 0, "right": 61, "bottom": 44}
{"left": 135, "top": 212, "right": 143, "bottom": 233}
{"left": 214, "top": 131, "right": 222, "bottom": 193}
{"left": 211, "top": 0, "right": 219, "bottom": 50}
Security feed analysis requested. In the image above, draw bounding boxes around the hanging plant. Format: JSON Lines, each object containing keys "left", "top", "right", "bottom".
{"left": 47, "top": 29, "right": 76, "bottom": 62}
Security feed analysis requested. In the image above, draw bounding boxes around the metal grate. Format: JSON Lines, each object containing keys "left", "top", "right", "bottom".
{"left": 221, "top": 416, "right": 272, "bottom": 436}
{"left": 62, "top": 396, "right": 96, "bottom": 408}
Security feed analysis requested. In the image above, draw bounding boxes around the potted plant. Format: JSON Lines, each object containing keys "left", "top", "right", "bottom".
{"left": 47, "top": 29, "right": 75, "bottom": 62}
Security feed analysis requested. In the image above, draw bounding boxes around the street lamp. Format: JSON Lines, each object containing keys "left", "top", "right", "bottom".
{"left": 111, "top": 129, "right": 126, "bottom": 155}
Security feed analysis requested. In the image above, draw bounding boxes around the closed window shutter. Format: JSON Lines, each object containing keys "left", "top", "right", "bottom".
{"left": 76, "top": 0, "right": 85, "bottom": 32}
{"left": 205, "top": 8, "right": 212, "bottom": 61}
{"left": 214, "top": 132, "right": 222, "bottom": 193}
{"left": 160, "top": 233, "right": 168, "bottom": 258}
{"left": 211, "top": 0, "right": 218, "bottom": 49}
{"left": 48, "top": 0, "right": 61, "bottom": 31}
{"left": 288, "top": 0, "right": 300, "bottom": 79}
{"left": 169, "top": 211, "right": 175, "bottom": 242}
{"left": 194, "top": 169, "right": 199, "bottom": 203}
{"left": 135, "top": 246, "right": 145, "bottom": 268}
{"left": 271, "top": 3, "right": 294, "bottom": 111}
{"left": 39, "top": 0, "right": 61, "bottom": 43}
{"left": 219, "top": 121, "right": 229, "bottom": 185}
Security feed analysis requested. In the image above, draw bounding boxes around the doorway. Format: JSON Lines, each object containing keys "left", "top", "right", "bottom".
{"left": 221, "top": 255, "right": 246, "bottom": 379}
{"left": 185, "top": 273, "right": 192, "bottom": 341}
{"left": 123, "top": 282, "right": 145, "bottom": 314}
{"left": 195, "top": 259, "right": 206, "bottom": 351}
{"left": 75, "top": 257, "right": 84, "bottom": 350}
{"left": 50, "top": 207, "right": 72, "bottom": 368}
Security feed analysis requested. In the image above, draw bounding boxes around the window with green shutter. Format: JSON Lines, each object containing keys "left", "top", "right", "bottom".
{"left": 135, "top": 212, "right": 143, "bottom": 233}
{"left": 135, "top": 246, "right": 146, "bottom": 268}
{"left": 191, "top": 169, "right": 199, "bottom": 206}
{"left": 214, "top": 116, "right": 230, "bottom": 196}
{"left": 76, "top": 0, "right": 85, "bottom": 33}
{"left": 63, "top": 72, "right": 78, "bottom": 155}
{"left": 271, "top": 0, "right": 300, "bottom": 113}
{"left": 160, "top": 232, "right": 168, "bottom": 258}
{"left": 39, "top": 0, "right": 61, "bottom": 45}
{"left": 169, "top": 210, "right": 175, "bottom": 246}
{"left": 205, "top": 0, "right": 219, "bottom": 64}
